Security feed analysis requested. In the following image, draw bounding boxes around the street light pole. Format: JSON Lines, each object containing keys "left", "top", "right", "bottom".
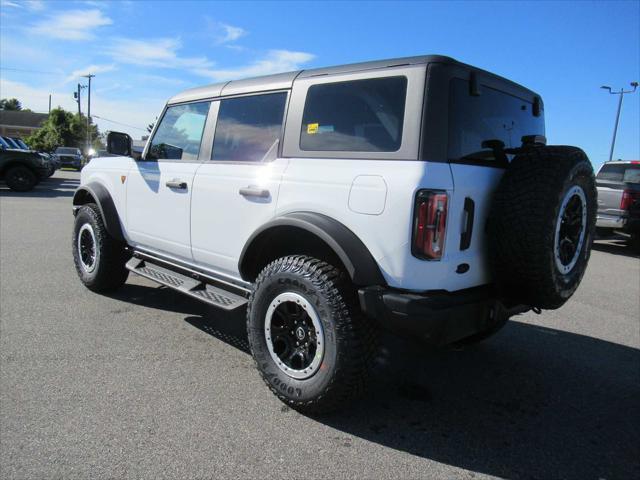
{"left": 601, "top": 82, "right": 638, "bottom": 162}
{"left": 83, "top": 74, "right": 95, "bottom": 154}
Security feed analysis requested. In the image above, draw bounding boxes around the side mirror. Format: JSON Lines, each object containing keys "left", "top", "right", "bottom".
{"left": 106, "top": 131, "right": 132, "bottom": 157}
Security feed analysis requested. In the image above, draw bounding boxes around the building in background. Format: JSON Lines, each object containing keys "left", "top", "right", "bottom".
{"left": 0, "top": 111, "right": 48, "bottom": 138}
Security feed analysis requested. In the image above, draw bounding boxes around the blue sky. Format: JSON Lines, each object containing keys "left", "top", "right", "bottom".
{"left": 0, "top": 0, "right": 638, "bottom": 167}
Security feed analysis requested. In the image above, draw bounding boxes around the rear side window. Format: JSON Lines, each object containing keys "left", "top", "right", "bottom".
{"left": 212, "top": 92, "right": 287, "bottom": 162}
{"left": 147, "top": 101, "right": 210, "bottom": 161}
{"left": 300, "top": 76, "right": 407, "bottom": 152}
{"left": 448, "top": 78, "right": 545, "bottom": 164}
{"left": 597, "top": 163, "right": 640, "bottom": 183}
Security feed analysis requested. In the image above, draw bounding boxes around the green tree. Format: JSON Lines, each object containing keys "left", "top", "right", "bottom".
{"left": 25, "top": 107, "right": 102, "bottom": 153}
{"left": 0, "top": 98, "right": 22, "bottom": 110}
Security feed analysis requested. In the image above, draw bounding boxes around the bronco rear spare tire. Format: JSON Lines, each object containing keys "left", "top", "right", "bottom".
{"left": 488, "top": 146, "right": 596, "bottom": 309}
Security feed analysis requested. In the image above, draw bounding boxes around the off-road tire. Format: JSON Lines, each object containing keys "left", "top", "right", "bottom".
{"left": 4, "top": 165, "right": 37, "bottom": 192}
{"left": 488, "top": 146, "right": 597, "bottom": 309}
{"left": 247, "top": 255, "right": 376, "bottom": 414}
{"left": 72, "top": 203, "right": 129, "bottom": 292}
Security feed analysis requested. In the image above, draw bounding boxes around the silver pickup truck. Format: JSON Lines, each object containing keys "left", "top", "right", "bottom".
{"left": 596, "top": 160, "right": 640, "bottom": 248}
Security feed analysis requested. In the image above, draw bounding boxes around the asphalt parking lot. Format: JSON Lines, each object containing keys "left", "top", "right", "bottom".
{"left": 1, "top": 170, "right": 639, "bottom": 479}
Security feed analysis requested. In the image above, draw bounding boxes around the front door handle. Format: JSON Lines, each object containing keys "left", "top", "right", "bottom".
{"left": 239, "top": 186, "right": 270, "bottom": 198}
{"left": 166, "top": 179, "right": 187, "bottom": 190}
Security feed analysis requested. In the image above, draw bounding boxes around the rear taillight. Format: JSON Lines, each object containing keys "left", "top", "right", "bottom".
{"left": 412, "top": 190, "right": 448, "bottom": 260}
{"left": 620, "top": 189, "right": 640, "bottom": 211}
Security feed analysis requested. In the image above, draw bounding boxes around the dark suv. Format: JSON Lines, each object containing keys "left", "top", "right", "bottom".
{"left": 0, "top": 146, "right": 50, "bottom": 191}
{"left": 55, "top": 147, "right": 83, "bottom": 170}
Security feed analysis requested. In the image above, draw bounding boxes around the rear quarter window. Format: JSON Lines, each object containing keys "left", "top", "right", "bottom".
{"left": 300, "top": 76, "right": 407, "bottom": 152}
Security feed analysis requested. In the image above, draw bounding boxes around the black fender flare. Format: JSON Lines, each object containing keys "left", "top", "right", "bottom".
{"left": 72, "top": 182, "right": 125, "bottom": 241}
{"left": 239, "top": 212, "right": 386, "bottom": 286}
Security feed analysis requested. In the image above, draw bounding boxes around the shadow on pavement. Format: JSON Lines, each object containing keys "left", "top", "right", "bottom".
{"left": 592, "top": 238, "right": 640, "bottom": 259}
{"left": 0, "top": 175, "right": 79, "bottom": 198}
{"left": 112, "top": 281, "right": 640, "bottom": 480}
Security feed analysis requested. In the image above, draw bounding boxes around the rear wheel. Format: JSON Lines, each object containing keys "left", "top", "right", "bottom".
{"left": 247, "top": 255, "right": 376, "bottom": 414}
{"left": 4, "top": 166, "right": 37, "bottom": 192}
{"left": 72, "top": 203, "right": 130, "bottom": 292}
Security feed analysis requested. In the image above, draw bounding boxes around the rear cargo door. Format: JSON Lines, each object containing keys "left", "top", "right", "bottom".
{"left": 445, "top": 78, "right": 545, "bottom": 275}
{"left": 596, "top": 163, "right": 640, "bottom": 216}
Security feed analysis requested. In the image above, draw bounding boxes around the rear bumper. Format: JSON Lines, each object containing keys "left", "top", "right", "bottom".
{"left": 597, "top": 213, "right": 625, "bottom": 229}
{"left": 597, "top": 213, "right": 640, "bottom": 233}
{"left": 358, "top": 285, "right": 529, "bottom": 345}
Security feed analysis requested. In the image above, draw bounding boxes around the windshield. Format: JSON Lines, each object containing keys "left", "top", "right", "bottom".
{"left": 56, "top": 147, "right": 80, "bottom": 155}
{"left": 448, "top": 78, "right": 545, "bottom": 166}
{"left": 0, "top": 137, "right": 9, "bottom": 148}
{"left": 13, "top": 138, "right": 29, "bottom": 149}
{"left": 3, "top": 137, "right": 21, "bottom": 148}
{"left": 597, "top": 163, "right": 640, "bottom": 184}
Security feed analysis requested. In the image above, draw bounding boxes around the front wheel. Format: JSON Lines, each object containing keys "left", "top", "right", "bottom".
{"left": 72, "top": 203, "right": 130, "bottom": 292}
{"left": 247, "top": 256, "right": 376, "bottom": 414}
{"left": 5, "top": 166, "right": 37, "bottom": 191}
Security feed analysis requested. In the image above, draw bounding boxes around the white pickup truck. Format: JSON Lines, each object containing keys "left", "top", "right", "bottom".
{"left": 71, "top": 55, "right": 596, "bottom": 413}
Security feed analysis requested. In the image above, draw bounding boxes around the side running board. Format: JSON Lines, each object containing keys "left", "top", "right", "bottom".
{"left": 126, "top": 257, "right": 248, "bottom": 311}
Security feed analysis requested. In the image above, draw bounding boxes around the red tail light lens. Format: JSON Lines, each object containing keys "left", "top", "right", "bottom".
{"left": 620, "top": 189, "right": 640, "bottom": 211}
{"left": 412, "top": 190, "right": 448, "bottom": 260}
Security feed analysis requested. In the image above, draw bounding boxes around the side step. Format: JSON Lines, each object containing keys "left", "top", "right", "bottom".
{"left": 126, "top": 257, "right": 248, "bottom": 311}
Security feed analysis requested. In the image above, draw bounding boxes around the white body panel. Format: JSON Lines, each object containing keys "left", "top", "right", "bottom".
{"left": 82, "top": 154, "right": 505, "bottom": 292}
{"left": 277, "top": 158, "right": 480, "bottom": 292}
{"left": 79, "top": 156, "right": 132, "bottom": 233}
{"left": 190, "top": 158, "right": 289, "bottom": 277}
{"left": 125, "top": 160, "right": 200, "bottom": 260}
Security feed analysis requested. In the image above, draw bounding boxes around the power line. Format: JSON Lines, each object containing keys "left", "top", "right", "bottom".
{"left": 92, "top": 115, "right": 147, "bottom": 132}
{"left": 0, "top": 67, "right": 65, "bottom": 76}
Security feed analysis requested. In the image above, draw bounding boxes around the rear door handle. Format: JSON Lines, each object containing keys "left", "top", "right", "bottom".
{"left": 239, "top": 186, "right": 270, "bottom": 198}
{"left": 166, "top": 179, "right": 187, "bottom": 189}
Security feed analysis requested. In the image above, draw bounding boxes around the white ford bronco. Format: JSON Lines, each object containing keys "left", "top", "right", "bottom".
{"left": 72, "top": 55, "right": 597, "bottom": 413}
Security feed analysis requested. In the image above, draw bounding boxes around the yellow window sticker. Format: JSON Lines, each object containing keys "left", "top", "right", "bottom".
{"left": 307, "top": 123, "right": 319, "bottom": 134}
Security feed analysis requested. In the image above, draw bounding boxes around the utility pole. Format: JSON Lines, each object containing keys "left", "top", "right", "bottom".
{"left": 73, "top": 84, "right": 86, "bottom": 116}
{"left": 75, "top": 84, "right": 81, "bottom": 116}
{"left": 48, "top": 94, "right": 51, "bottom": 114}
{"left": 601, "top": 82, "right": 638, "bottom": 162}
{"left": 83, "top": 74, "right": 95, "bottom": 154}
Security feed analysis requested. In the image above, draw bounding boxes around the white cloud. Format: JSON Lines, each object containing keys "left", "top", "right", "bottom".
{"left": 81, "top": 1, "right": 106, "bottom": 7}
{"left": 0, "top": 78, "right": 77, "bottom": 112}
{"left": 195, "top": 50, "right": 315, "bottom": 81}
{"left": 25, "top": 0, "right": 45, "bottom": 11}
{"left": 217, "top": 23, "right": 246, "bottom": 44}
{"left": 105, "top": 37, "right": 213, "bottom": 70}
{"left": 65, "top": 64, "right": 117, "bottom": 82}
{"left": 0, "top": 1, "right": 21, "bottom": 8}
{"left": 0, "top": 78, "right": 162, "bottom": 139}
{"left": 203, "top": 18, "right": 246, "bottom": 45}
{"left": 30, "top": 9, "right": 112, "bottom": 40}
